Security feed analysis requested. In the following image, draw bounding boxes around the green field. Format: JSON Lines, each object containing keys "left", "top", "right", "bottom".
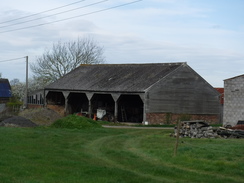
{"left": 0, "top": 126, "right": 243, "bottom": 183}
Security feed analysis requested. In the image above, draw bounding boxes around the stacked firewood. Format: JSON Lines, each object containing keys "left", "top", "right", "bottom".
{"left": 174, "top": 120, "right": 218, "bottom": 138}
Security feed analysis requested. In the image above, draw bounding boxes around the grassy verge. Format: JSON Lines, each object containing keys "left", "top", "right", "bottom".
{"left": 0, "top": 126, "right": 243, "bottom": 183}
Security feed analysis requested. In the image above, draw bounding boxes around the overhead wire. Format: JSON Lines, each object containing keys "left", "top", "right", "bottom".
{"left": 0, "top": 0, "right": 143, "bottom": 34}
{"left": 0, "top": 0, "right": 108, "bottom": 29}
{"left": 0, "top": 0, "right": 87, "bottom": 24}
{"left": 0, "top": 57, "right": 26, "bottom": 63}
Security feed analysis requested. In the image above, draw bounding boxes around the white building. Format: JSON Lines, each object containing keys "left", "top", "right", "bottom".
{"left": 223, "top": 74, "right": 244, "bottom": 126}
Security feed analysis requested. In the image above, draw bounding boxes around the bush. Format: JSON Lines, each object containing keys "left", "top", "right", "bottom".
{"left": 51, "top": 114, "right": 102, "bottom": 129}
{"left": 7, "top": 97, "right": 23, "bottom": 113}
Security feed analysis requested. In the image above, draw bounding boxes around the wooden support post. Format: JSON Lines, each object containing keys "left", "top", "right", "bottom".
{"left": 111, "top": 93, "right": 120, "bottom": 123}
{"left": 114, "top": 100, "right": 118, "bottom": 123}
{"left": 139, "top": 93, "right": 146, "bottom": 124}
{"left": 86, "top": 93, "right": 93, "bottom": 119}
{"left": 88, "top": 100, "right": 92, "bottom": 118}
{"left": 62, "top": 91, "right": 69, "bottom": 116}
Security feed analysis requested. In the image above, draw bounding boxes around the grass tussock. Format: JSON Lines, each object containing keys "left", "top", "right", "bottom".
{"left": 51, "top": 114, "right": 102, "bottom": 129}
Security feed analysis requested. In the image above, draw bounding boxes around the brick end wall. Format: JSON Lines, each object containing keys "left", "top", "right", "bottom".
{"left": 147, "top": 113, "right": 220, "bottom": 125}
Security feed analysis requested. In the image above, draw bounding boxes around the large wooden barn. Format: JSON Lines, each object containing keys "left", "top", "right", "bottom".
{"left": 44, "top": 62, "right": 221, "bottom": 124}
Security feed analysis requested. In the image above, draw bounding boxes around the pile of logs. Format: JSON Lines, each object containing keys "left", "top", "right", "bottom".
{"left": 217, "top": 127, "right": 244, "bottom": 138}
{"left": 174, "top": 120, "right": 218, "bottom": 138}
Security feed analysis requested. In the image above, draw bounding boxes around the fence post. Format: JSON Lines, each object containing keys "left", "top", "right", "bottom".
{"left": 174, "top": 121, "right": 181, "bottom": 156}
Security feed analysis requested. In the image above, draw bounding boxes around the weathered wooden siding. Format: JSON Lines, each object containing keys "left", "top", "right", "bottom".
{"left": 146, "top": 64, "right": 220, "bottom": 115}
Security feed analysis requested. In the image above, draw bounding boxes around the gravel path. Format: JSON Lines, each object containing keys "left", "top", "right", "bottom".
{"left": 102, "top": 125, "right": 173, "bottom": 130}
{"left": 0, "top": 116, "right": 38, "bottom": 127}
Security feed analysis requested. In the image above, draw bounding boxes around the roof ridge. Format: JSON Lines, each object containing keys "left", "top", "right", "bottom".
{"left": 87, "top": 62, "right": 186, "bottom": 66}
{"left": 224, "top": 74, "right": 244, "bottom": 81}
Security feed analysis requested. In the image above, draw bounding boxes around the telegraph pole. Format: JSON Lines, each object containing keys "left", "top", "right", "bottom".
{"left": 24, "top": 56, "right": 28, "bottom": 109}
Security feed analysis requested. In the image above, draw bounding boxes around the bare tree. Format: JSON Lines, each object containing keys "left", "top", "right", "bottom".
{"left": 30, "top": 37, "right": 105, "bottom": 83}
{"left": 10, "top": 78, "right": 20, "bottom": 86}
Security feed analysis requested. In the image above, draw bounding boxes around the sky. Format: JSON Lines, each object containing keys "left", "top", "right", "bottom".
{"left": 0, "top": 0, "right": 243, "bottom": 87}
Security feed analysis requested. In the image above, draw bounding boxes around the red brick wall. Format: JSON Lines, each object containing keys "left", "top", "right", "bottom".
{"left": 27, "top": 104, "right": 43, "bottom": 109}
{"left": 147, "top": 113, "right": 220, "bottom": 125}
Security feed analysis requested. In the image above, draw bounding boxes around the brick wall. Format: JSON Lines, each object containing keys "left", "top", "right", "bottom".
{"left": 27, "top": 104, "right": 43, "bottom": 109}
{"left": 147, "top": 113, "right": 219, "bottom": 125}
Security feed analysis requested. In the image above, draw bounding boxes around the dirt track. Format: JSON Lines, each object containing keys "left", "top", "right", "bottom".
{"left": 102, "top": 125, "right": 173, "bottom": 130}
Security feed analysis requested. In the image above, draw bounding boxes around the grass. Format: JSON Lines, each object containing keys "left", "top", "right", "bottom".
{"left": 51, "top": 115, "right": 104, "bottom": 129}
{"left": 0, "top": 126, "right": 243, "bottom": 183}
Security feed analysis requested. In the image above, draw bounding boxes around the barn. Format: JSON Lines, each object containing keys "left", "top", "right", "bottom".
{"left": 223, "top": 74, "right": 244, "bottom": 126}
{"left": 44, "top": 62, "right": 221, "bottom": 124}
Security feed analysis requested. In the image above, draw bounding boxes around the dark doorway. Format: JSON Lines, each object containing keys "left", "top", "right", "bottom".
{"left": 46, "top": 91, "right": 65, "bottom": 105}
{"left": 68, "top": 93, "right": 88, "bottom": 114}
{"left": 91, "top": 94, "right": 115, "bottom": 121}
{"left": 118, "top": 95, "right": 143, "bottom": 123}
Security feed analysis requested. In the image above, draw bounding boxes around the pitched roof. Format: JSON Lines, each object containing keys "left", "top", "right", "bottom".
{"left": 0, "top": 79, "right": 11, "bottom": 98}
{"left": 46, "top": 63, "right": 184, "bottom": 92}
{"left": 224, "top": 74, "right": 244, "bottom": 81}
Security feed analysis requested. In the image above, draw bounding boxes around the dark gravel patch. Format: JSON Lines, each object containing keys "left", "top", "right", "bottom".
{"left": 0, "top": 116, "right": 38, "bottom": 127}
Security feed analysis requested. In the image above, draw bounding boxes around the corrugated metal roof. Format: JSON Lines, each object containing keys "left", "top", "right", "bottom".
{"left": 46, "top": 63, "right": 184, "bottom": 92}
{"left": 0, "top": 79, "right": 11, "bottom": 98}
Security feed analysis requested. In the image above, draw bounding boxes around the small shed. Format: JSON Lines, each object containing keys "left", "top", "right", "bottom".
{"left": 44, "top": 62, "right": 221, "bottom": 124}
{"left": 223, "top": 74, "right": 244, "bottom": 126}
{"left": 0, "top": 78, "right": 11, "bottom": 103}
{"left": 0, "top": 78, "right": 11, "bottom": 113}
